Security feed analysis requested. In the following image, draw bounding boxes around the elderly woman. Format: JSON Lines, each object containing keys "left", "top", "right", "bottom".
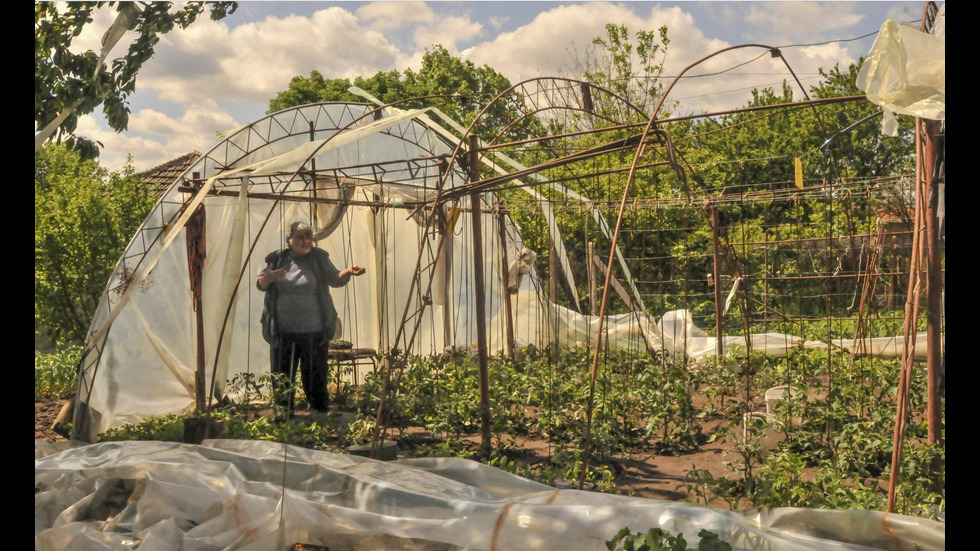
{"left": 257, "top": 221, "right": 365, "bottom": 414}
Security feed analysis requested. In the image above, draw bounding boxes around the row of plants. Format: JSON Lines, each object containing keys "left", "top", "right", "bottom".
{"left": 683, "top": 344, "right": 943, "bottom": 515}
{"left": 36, "top": 314, "right": 943, "bottom": 518}
{"left": 342, "top": 338, "right": 942, "bottom": 518}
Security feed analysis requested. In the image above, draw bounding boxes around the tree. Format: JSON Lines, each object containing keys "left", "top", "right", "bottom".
{"left": 268, "top": 45, "right": 541, "bottom": 144}
{"left": 267, "top": 70, "right": 367, "bottom": 111}
{"left": 508, "top": 24, "right": 673, "bottom": 312}
{"left": 35, "top": 143, "right": 156, "bottom": 345}
{"left": 35, "top": 1, "right": 237, "bottom": 158}
{"left": 668, "top": 60, "right": 916, "bottom": 321}
{"left": 576, "top": 23, "right": 671, "bottom": 120}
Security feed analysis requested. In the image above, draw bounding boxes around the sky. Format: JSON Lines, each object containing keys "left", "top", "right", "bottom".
{"left": 62, "top": 1, "right": 925, "bottom": 173}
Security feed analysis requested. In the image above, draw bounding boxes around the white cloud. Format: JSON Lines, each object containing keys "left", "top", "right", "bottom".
{"left": 413, "top": 15, "right": 483, "bottom": 51}
{"left": 75, "top": 115, "right": 171, "bottom": 172}
{"left": 886, "top": 3, "right": 922, "bottom": 25}
{"left": 127, "top": 109, "right": 184, "bottom": 136}
{"left": 465, "top": 4, "right": 746, "bottom": 112}
{"left": 743, "top": 2, "right": 865, "bottom": 43}
{"left": 717, "top": 4, "right": 737, "bottom": 28}
{"left": 55, "top": 4, "right": 418, "bottom": 171}
{"left": 488, "top": 15, "right": 509, "bottom": 31}
{"left": 789, "top": 42, "right": 856, "bottom": 74}
{"left": 129, "top": 101, "right": 238, "bottom": 138}
{"left": 69, "top": 5, "right": 128, "bottom": 55}
{"left": 139, "top": 7, "right": 408, "bottom": 106}
{"left": 463, "top": 3, "right": 869, "bottom": 115}
{"left": 466, "top": 3, "right": 639, "bottom": 82}
{"left": 356, "top": 2, "right": 434, "bottom": 30}
{"left": 77, "top": 99, "right": 240, "bottom": 173}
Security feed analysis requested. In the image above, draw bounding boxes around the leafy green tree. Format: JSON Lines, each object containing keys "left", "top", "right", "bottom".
{"left": 509, "top": 24, "right": 673, "bottom": 312}
{"left": 35, "top": 1, "right": 237, "bottom": 157}
{"left": 577, "top": 22, "right": 671, "bottom": 120}
{"left": 268, "top": 45, "right": 538, "bottom": 144}
{"left": 267, "top": 70, "right": 366, "bottom": 110}
{"left": 523, "top": 53, "right": 914, "bottom": 321}
{"left": 670, "top": 61, "right": 916, "bottom": 324}
{"left": 682, "top": 63, "right": 912, "bottom": 199}
{"left": 35, "top": 143, "right": 156, "bottom": 345}
{"left": 811, "top": 63, "right": 915, "bottom": 178}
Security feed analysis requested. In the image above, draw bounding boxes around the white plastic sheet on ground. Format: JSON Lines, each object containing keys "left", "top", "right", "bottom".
{"left": 833, "top": 332, "right": 940, "bottom": 362}
{"left": 35, "top": 439, "right": 944, "bottom": 551}
{"left": 519, "top": 303, "right": 936, "bottom": 362}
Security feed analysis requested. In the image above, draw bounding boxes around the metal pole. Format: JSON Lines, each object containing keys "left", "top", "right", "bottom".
{"left": 288, "top": 341, "right": 298, "bottom": 418}
{"left": 194, "top": 284, "right": 206, "bottom": 412}
{"left": 549, "top": 240, "right": 558, "bottom": 306}
{"left": 309, "top": 121, "right": 318, "bottom": 229}
{"left": 469, "top": 135, "right": 492, "bottom": 456}
{"left": 587, "top": 242, "right": 597, "bottom": 315}
{"left": 711, "top": 205, "right": 724, "bottom": 357}
{"left": 497, "top": 207, "right": 515, "bottom": 360}
{"left": 549, "top": 227, "right": 559, "bottom": 359}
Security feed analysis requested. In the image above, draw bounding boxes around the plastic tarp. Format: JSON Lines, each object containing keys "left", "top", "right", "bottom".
{"left": 833, "top": 332, "right": 940, "bottom": 361}
{"left": 528, "top": 305, "right": 934, "bottom": 362}
{"left": 35, "top": 439, "right": 944, "bottom": 551}
{"left": 857, "top": 5, "right": 945, "bottom": 135}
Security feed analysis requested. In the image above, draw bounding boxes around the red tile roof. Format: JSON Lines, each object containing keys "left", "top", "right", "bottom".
{"left": 136, "top": 152, "right": 201, "bottom": 195}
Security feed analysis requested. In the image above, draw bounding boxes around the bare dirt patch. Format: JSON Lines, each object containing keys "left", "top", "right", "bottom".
{"left": 36, "top": 397, "right": 69, "bottom": 443}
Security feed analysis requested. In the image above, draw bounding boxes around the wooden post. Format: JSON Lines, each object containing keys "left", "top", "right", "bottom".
{"left": 468, "top": 135, "right": 492, "bottom": 456}
{"left": 888, "top": 114, "right": 930, "bottom": 513}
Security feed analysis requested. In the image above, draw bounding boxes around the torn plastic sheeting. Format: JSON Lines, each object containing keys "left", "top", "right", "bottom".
{"left": 210, "top": 175, "right": 250, "bottom": 397}
{"left": 857, "top": 15, "right": 945, "bottom": 135}
{"left": 833, "top": 332, "right": 943, "bottom": 361}
{"left": 36, "top": 440, "right": 943, "bottom": 551}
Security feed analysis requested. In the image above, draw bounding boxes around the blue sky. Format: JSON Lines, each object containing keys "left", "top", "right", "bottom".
{"left": 67, "top": 1, "right": 925, "bottom": 172}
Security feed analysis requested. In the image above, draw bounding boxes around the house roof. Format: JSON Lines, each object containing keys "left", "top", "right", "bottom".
{"left": 136, "top": 152, "right": 201, "bottom": 195}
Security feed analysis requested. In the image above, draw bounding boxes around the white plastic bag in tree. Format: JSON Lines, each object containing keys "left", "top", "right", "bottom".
{"left": 857, "top": 10, "right": 945, "bottom": 136}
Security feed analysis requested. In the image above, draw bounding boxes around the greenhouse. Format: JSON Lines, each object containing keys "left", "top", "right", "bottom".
{"left": 37, "top": 5, "right": 944, "bottom": 549}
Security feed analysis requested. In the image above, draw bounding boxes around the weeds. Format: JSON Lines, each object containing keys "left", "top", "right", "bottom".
{"left": 35, "top": 345, "right": 81, "bottom": 399}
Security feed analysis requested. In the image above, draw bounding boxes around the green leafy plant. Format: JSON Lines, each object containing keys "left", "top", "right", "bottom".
{"left": 35, "top": 345, "right": 81, "bottom": 398}
{"left": 35, "top": 143, "right": 156, "bottom": 344}
{"left": 606, "top": 527, "right": 732, "bottom": 551}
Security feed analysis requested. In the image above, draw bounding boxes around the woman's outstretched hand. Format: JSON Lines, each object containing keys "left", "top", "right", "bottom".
{"left": 258, "top": 264, "right": 286, "bottom": 289}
